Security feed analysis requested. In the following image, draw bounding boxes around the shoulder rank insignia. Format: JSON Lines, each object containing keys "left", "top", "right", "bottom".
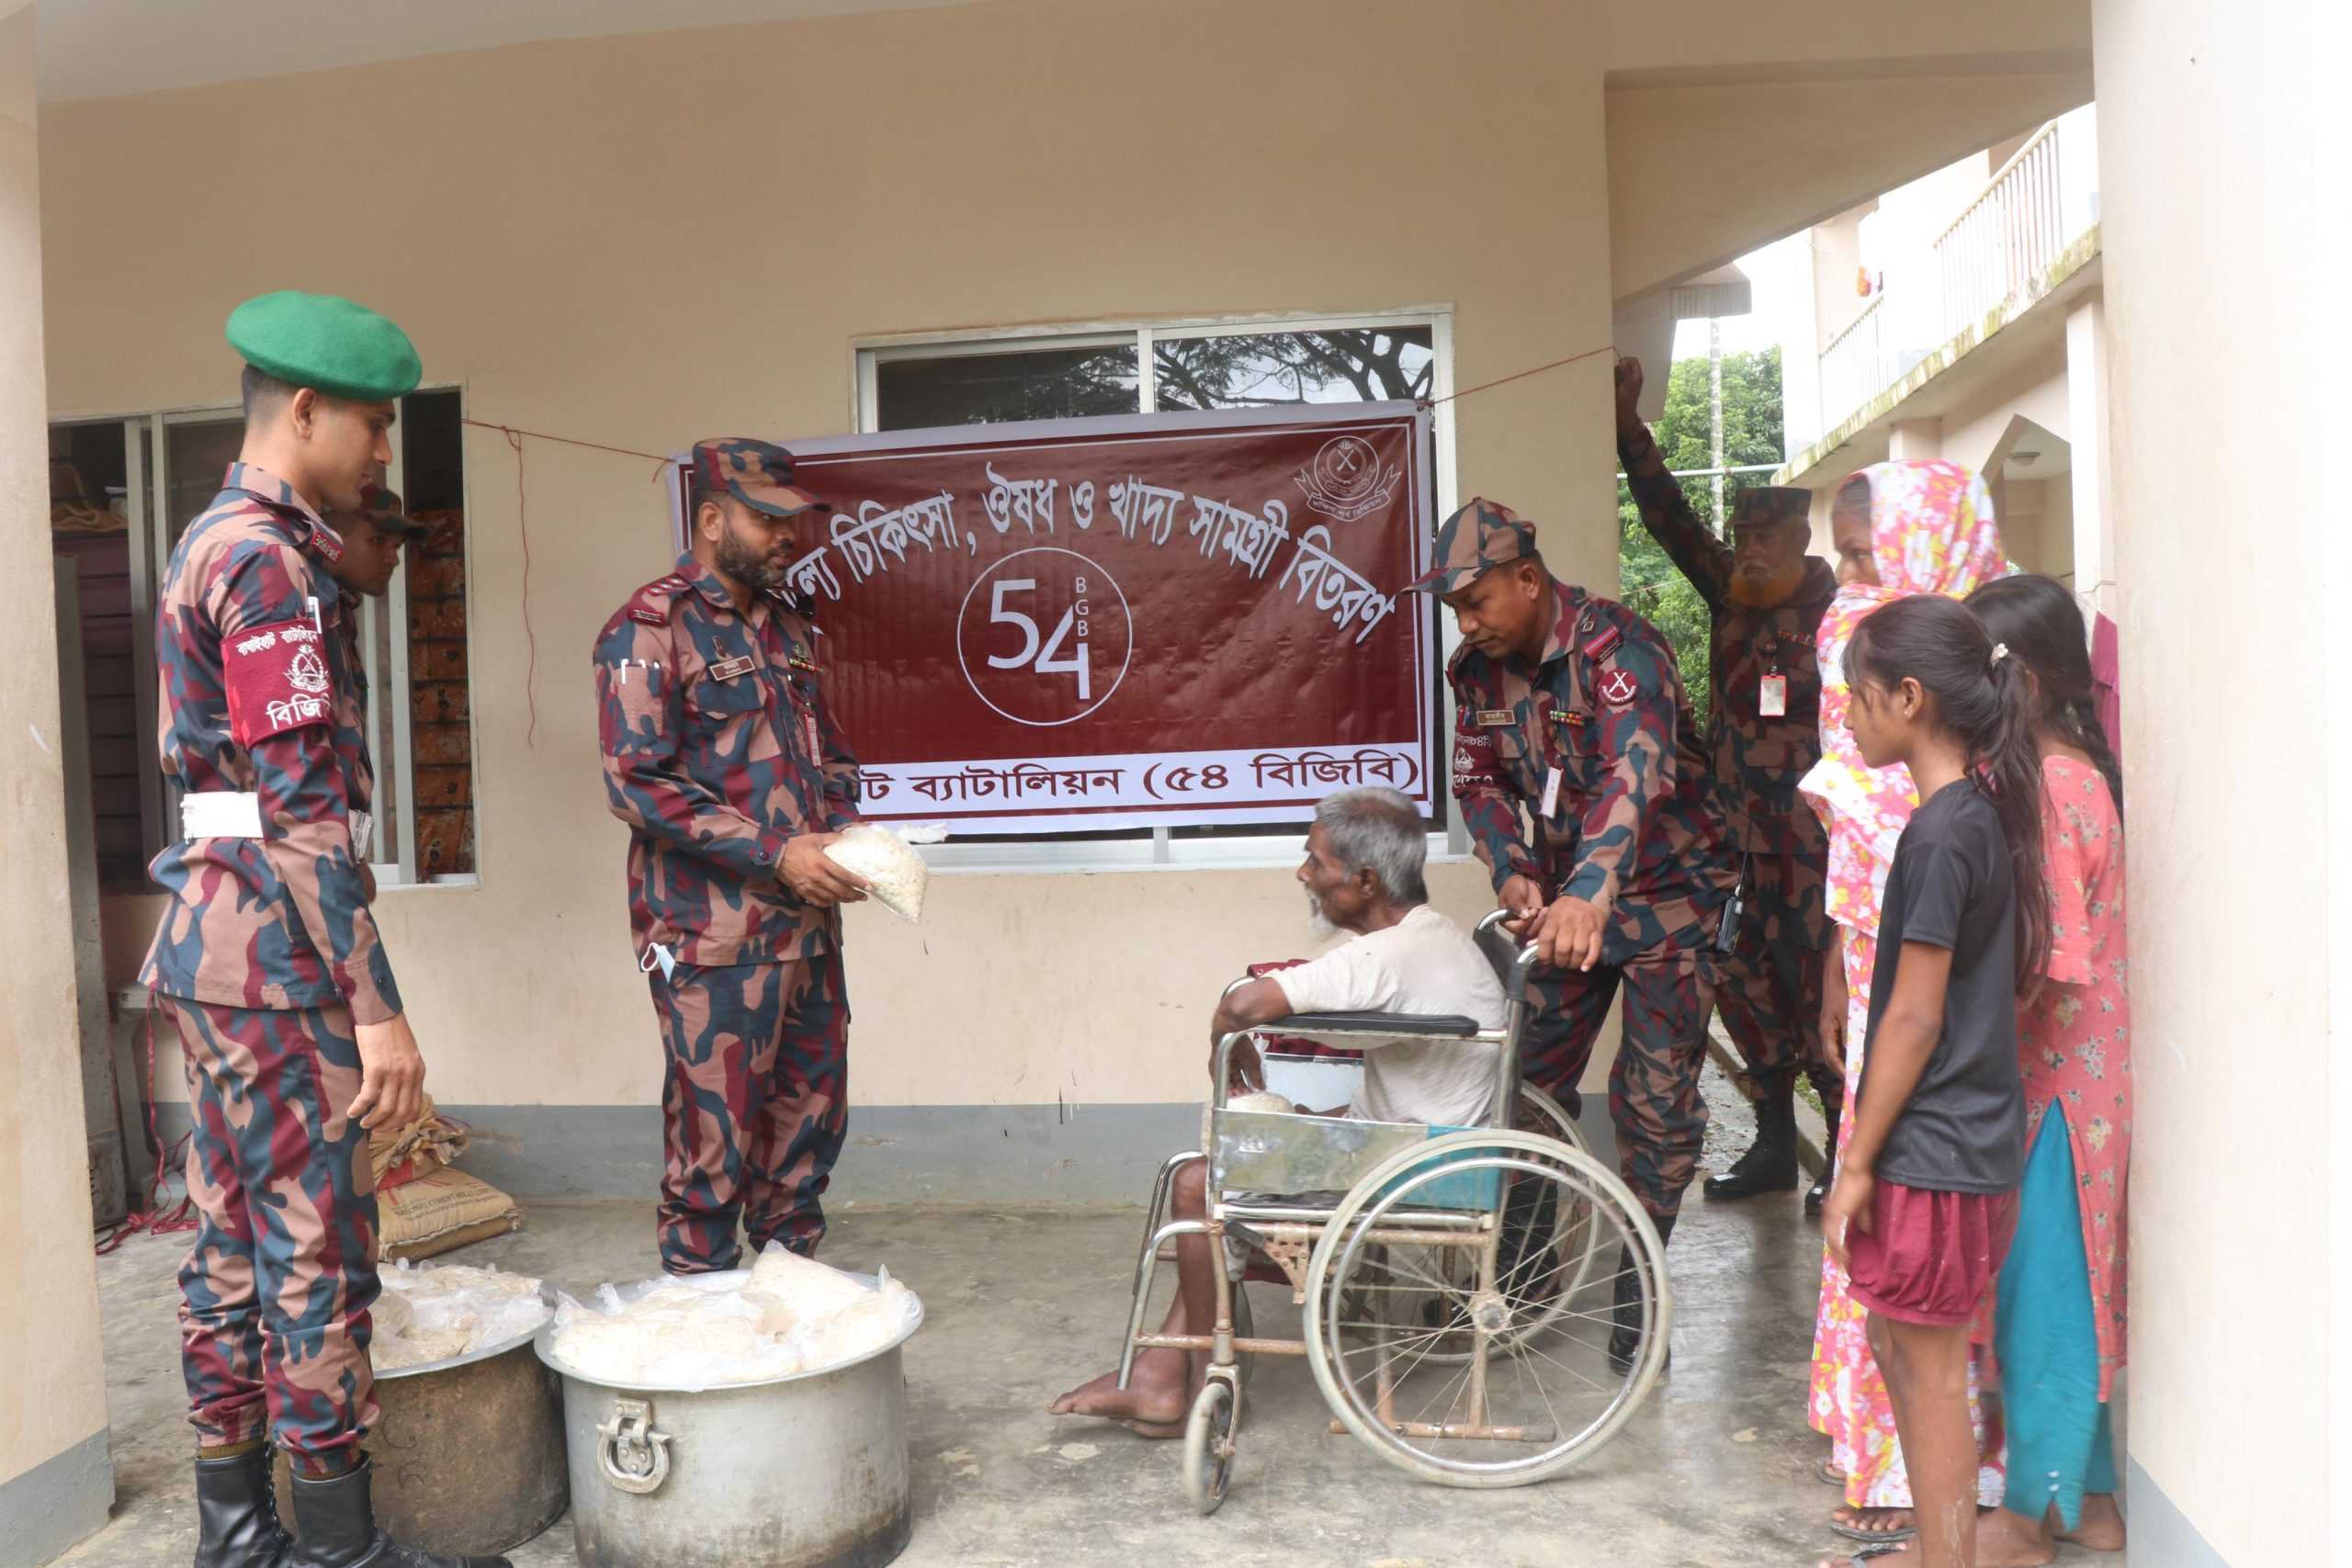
{"left": 628, "top": 606, "right": 667, "bottom": 626}
{"left": 1581, "top": 625, "right": 1623, "bottom": 661}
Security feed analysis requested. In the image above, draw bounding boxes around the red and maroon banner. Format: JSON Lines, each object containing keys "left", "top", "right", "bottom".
{"left": 672, "top": 404, "right": 1436, "bottom": 833}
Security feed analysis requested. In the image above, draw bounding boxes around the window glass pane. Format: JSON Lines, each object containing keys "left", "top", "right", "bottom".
{"left": 164, "top": 417, "right": 244, "bottom": 546}
{"left": 876, "top": 344, "right": 1140, "bottom": 430}
{"left": 1153, "top": 327, "right": 1434, "bottom": 411}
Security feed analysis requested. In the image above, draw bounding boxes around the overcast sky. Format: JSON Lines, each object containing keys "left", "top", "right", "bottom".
{"left": 1671, "top": 232, "right": 1812, "bottom": 363}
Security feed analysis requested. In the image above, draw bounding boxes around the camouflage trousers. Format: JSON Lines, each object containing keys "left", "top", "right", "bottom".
{"left": 1520, "top": 951, "right": 1715, "bottom": 1222}
{"left": 161, "top": 992, "right": 379, "bottom": 1477}
{"left": 1715, "top": 849, "right": 1844, "bottom": 1111}
{"left": 650, "top": 952, "right": 851, "bottom": 1274}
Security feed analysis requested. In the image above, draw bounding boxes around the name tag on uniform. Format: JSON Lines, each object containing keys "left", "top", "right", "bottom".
{"left": 1475, "top": 709, "right": 1513, "bottom": 728}
{"left": 1541, "top": 767, "right": 1562, "bottom": 818}
{"left": 1759, "top": 673, "right": 1788, "bottom": 717}
{"left": 710, "top": 656, "right": 756, "bottom": 682}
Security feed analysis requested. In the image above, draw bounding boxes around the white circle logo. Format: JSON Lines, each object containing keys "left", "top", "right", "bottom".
{"left": 955, "top": 547, "right": 1134, "bottom": 728}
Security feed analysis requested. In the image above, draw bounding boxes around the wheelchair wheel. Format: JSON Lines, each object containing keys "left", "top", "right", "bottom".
{"left": 1302, "top": 1131, "right": 1669, "bottom": 1488}
{"left": 1182, "top": 1377, "right": 1238, "bottom": 1515}
{"left": 1411, "top": 1085, "right": 1603, "bottom": 1364}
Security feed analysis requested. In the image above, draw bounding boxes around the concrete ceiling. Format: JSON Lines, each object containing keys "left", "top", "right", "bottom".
{"left": 33, "top": 0, "right": 977, "bottom": 102}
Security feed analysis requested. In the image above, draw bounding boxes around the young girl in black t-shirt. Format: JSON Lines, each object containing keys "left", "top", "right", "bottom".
{"left": 1816, "top": 592, "right": 2050, "bottom": 1568}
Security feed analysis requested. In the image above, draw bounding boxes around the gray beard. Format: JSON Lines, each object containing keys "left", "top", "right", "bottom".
{"left": 1306, "top": 890, "right": 1339, "bottom": 942}
{"left": 716, "top": 528, "right": 787, "bottom": 593}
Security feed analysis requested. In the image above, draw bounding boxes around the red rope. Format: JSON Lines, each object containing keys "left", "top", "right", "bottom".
{"left": 458, "top": 417, "right": 674, "bottom": 482}
{"left": 502, "top": 429, "right": 542, "bottom": 749}
{"left": 96, "top": 996, "right": 197, "bottom": 1256}
{"left": 1419, "top": 343, "right": 1619, "bottom": 408}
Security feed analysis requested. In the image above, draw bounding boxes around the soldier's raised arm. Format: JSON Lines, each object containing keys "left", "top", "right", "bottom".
{"left": 1613, "top": 355, "right": 1733, "bottom": 606}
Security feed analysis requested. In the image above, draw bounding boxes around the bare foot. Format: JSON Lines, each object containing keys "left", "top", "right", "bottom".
{"left": 2062, "top": 1494, "right": 2127, "bottom": 1552}
{"left": 1829, "top": 1504, "right": 1916, "bottom": 1540}
{"left": 1973, "top": 1506, "right": 2058, "bottom": 1568}
{"left": 1047, "top": 1368, "right": 1188, "bottom": 1431}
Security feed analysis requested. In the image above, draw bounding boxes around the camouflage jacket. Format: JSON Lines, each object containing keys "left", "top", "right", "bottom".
{"left": 141, "top": 464, "right": 400, "bottom": 1022}
{"left": 1449, "top": 580, "right": 1735, "bottom": 966}
{"left": 594, "top": 554, "right": 861, "bottom": 965}
{"left": 1620, "top": 425, "right": 1838, "bottom": 857}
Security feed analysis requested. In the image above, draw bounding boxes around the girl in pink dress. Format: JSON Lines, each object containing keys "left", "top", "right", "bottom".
{"left": 1799, "top": 461, "right": 2009, "bottom": 1545}
{"left": 1966, "top": 573, "right": 2132, "bottom": 1564}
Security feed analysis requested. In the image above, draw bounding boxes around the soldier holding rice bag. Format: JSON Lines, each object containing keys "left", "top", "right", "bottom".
{"left": 594, "top": 438, "right": 868, "bottom": 1276}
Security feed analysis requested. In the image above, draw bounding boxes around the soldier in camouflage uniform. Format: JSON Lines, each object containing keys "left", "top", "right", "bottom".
{"left": 1615, "top": 355, "right": 1843, "bottom": 1212}
{"left": 147, "top": 291, "right": 506, "bottom": 1568}
{"left": 594, "top": 439, "right": 868, "bottom": 1276}
{"left": 1411, "top": 497, "right": 1736, "bottom": 1371}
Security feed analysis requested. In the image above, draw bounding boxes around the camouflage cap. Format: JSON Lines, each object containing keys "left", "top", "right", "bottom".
{"left": 692, "top": 438, "right": 825, "bottom": 518}
{"left": 331, "top": 480, "right": 429, "bottom": 542}
{"left": 1729, "top": 485, "right": 1812, "bottom": 530}
{"left": 1406, "top": 497, "right": 1537, "bottom": 594}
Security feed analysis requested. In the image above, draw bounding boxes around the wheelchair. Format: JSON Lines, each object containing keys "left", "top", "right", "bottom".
{"left": 1114, "top": 911, "right": 1672, "bottom": 1512}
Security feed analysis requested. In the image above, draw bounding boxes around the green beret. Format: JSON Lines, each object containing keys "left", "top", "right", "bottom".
{"left": 225, "top": 290, "right": 422, "bottom": 402}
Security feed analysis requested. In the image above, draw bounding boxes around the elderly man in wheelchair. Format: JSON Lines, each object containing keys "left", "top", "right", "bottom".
{"left": 1050, "top": 786, "right": 1673, "bottom": 1510}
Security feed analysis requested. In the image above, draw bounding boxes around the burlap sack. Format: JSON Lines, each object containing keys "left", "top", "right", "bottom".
{"left": 375, "top": 1167, "right": 522, "bottom": 1263}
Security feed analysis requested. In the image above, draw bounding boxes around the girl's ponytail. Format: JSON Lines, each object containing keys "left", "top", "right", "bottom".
{"left": 1846, "top": 594, "right": 2052, "bottom": 998}
{"left": 1983, "top": 644, "right": 2053, "bottom": 998}
{"left": 1964, "top": 573, "right": 2124, "bottom": 822}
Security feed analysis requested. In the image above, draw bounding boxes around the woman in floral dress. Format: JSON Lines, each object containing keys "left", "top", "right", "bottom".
{"left": 1966, "top": 573, "right": 2132, "bottom": 1564}
{"left": 1799, "top": 460, "right": 2010, "bottom": 1545}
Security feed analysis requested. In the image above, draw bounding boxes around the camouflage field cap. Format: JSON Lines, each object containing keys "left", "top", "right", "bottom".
{"left": 692, "top": 438, "right": 826, "bottom": 518}
{"left": 334, "top": 480, "right": 429, "bottom": 542}
{"left": 225, "top": 290, "right": 421, "bottom": 402}
{"left": 1406, "top": 497, "right": 1538, "bottom": 594}
{"left": 1729, "top": 485, "right": 1812, "bottom": 530}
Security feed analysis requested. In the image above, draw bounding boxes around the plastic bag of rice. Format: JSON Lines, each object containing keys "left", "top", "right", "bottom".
{"left": 822, "top": 824, "right": 942, "bottom": 922}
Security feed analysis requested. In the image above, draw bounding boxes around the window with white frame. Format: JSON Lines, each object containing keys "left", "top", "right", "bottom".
{"left": 46, "top": 388, "right": 478, "bottom": 891}
{"left": 854, "top": 311, "right": 1460, "bottom": 869}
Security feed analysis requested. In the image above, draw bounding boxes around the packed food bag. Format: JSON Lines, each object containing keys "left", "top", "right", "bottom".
{"left": 371, "top": 1261, "right": 550, "bottom": 1371}
{"left": 551, "top": 1244, "right": 921, "bottom": 1391}
{"left": 822, "top": 823, "right": 944, "bottom": 922}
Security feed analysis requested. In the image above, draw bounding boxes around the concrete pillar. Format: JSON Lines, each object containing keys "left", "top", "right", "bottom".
{"left": 1886, "top": 416, "right": 1941, "bottom": 459}
{"left": 2094, "top": 1, "right": 2335, "bottom": 1565}
{"left": 0, "top": 6, "right": 119, "bottom": 1564}
{"left": 2064, "top": 295, "right": 2114, "bottom": 619}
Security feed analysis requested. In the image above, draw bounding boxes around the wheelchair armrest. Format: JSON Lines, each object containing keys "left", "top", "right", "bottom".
{"left": 1261, "top": 1011, "right": 1485, "bottom": 1038}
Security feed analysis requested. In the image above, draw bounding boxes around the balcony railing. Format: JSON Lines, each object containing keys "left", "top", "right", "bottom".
{"left": 1817, "top": 295, "right": 1891, "bottom": 432}
{"left": 1935, "top": 118, "right": 2068, "bottom": 343}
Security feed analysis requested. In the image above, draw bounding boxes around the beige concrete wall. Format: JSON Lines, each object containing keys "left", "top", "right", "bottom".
{"left": 40, "top": 0, "right": 2110, "bottom": 1125}
{"left": 43, "top": 0, "right": 1622, "bottom": 1113}
{"left": 2094, "top": 0, "right": 2330, "bottom": 1562}
{"left": 0, "top": 0, "right": 113, "bottom": 1518}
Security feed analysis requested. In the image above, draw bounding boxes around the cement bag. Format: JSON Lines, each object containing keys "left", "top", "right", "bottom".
{"left": 823, "top": 823, "right": 944, "bottom": 922}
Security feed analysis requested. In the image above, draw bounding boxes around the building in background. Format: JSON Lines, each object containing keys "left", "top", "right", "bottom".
{"left": 1773, "top": 105, "right": 2108, "bottom": 612}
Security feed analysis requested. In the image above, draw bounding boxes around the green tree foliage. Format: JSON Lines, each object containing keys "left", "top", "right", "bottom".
{"left": 1616, "top": 346, "right": 1785, "bottom": 730}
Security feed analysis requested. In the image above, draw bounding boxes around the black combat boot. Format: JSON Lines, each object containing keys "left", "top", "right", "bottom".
{"left": 286, "top": 1458, "right": 512, "bottom": 1568}
{"left": 1702, "top": 1079, "right": 1800, "bottom": 1200}
{"left": 1806, "top": 1099, "right": 1841, "bottom": 1217}
{"left": 1606, "top": 1212, "right": 1676, "bottom": 1375}
{"left": 193, "top": 1445, "right": 293, "bottom": 1568}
